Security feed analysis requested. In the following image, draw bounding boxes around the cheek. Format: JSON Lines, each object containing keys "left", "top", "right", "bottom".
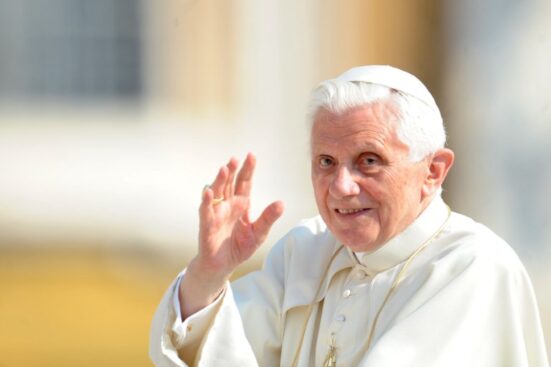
{"left": 364, "top": 173, "right": 412, "bottom": 214}
{"left": 387, "top": 168, "right": 410, "bottom": 186}
{"left": 359, "top": 173, "right": 394, "bottom": 200}
{"left": 312, "top": 171, "right": 332, "bottom": 191}
{"left": 311, "top": 177, "right": 329, "bottom": 205}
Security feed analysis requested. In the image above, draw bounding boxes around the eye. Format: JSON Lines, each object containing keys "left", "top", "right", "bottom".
{"left": 317, "top": 155, "right": 334, "bottom": 168}
{"left": 359, "top": 153, "right": 380, "bottom": 167}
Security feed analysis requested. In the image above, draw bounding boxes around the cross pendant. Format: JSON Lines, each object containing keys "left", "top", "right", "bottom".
{"left": 323, "top": 345, "right": 337, "bottom": 367}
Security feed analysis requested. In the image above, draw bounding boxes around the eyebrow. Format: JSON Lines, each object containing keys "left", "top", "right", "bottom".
{"left": 311, "top": 142, "right": 387, "bottom": 158}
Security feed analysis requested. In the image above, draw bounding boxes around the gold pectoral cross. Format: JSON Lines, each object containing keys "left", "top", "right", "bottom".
{"left": 323, "top": 336, "right": 337, "bottom": 367}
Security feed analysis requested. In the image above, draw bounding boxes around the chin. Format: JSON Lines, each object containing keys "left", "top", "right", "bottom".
{"left": 344, "top": 241, "right": 381, "bottom": 253}
{"left": 335, "top": 232, "right": 380, "bottom": 253}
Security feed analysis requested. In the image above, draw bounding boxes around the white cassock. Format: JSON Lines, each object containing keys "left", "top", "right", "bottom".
{"left": 149, "top": 196, "right": 549, "bottom": 367}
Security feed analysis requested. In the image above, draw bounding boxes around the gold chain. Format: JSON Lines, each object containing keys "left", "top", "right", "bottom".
{"left": 323, "top": 335, "right": 337, "bottom": 367}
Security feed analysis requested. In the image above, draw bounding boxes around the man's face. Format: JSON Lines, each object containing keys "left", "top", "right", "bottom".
{"left": 311, "top": 103, "right": 431, "bottom": 252}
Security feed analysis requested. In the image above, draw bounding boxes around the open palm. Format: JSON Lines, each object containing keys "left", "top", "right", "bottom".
{"left": 197, "top": 153, "right": 284, "bottom": 277}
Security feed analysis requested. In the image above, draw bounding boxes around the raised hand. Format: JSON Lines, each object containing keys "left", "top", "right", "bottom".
{"left": 180, "top": 153, "right": 284, "bottom": 318}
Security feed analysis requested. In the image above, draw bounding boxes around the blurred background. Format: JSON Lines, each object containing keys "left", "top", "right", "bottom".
{"left": 0, "top": 0, "right": 550, "bottom": 365}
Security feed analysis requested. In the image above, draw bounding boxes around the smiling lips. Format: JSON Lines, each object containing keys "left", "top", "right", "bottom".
{"left": 336, "top": 208, "right": 370, "bottom": 214}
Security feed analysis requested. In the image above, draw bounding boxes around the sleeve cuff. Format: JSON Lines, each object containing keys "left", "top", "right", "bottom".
{"left": 170, "top": 273, "right": 227, "bottom": 349}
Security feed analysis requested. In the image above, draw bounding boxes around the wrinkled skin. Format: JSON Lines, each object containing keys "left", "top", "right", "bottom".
{"left": 311, "top": 103, "right": 453, "bottom": 252}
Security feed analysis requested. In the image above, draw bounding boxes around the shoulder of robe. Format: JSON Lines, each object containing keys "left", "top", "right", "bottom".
{"left": 251, "top": 215, "right": 343, "bottom": 310}
{"left": 426, "top": 211, "right": 529, "bottom": 281}
{"left": 262, "top": 215, "right": 336, "bottom": 268}
{"left": 233, "top": 215, "right": 335, "bottom": 286}
{"left": 395, "top": 212, "right": 535, "bottom": 323}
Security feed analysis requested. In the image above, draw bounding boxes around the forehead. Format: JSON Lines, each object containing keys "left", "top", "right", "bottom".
{"left": 311, "top": 103, "right": 404, "bottom": 152}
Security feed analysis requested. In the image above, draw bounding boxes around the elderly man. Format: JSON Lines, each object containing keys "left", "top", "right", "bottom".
{"left": 150, "top": 66, "right": 548, "bottom": 367}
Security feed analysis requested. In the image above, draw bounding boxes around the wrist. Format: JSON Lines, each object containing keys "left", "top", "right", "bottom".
{"left": 187, "top": 256, "right": 233, "bottom": 286}
{"left": 179, "top": 259, "right": 230, "bottom": 319}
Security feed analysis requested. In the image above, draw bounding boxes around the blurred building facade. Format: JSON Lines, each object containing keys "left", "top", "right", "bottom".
{"left": 0, "top": 0, "right": 444, "bottom": 251}
{"left": 0, "top": 0, "right": 549, "bottom": 365}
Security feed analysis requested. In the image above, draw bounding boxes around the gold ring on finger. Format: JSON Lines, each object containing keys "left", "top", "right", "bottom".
{"left": 203, "top": 184, "right": 224, "bottom": 205}
{"left": 212, "top": 196, "right": 225, "bottom": 205}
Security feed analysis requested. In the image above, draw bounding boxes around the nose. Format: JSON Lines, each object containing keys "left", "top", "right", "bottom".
{"left": 329, "top": 166, "right": 360, "bottom": 198}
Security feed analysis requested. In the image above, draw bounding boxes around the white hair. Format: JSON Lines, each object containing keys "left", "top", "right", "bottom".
{"left": 308, "top": 80, "right": 446, "bottom": 162}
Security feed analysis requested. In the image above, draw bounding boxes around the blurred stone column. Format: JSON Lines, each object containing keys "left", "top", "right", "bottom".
{"left": 316, "top": 0, "right": 443, "bottom": 94}
{"left": 144, "top": 0, "right": 236, "bottom": 118}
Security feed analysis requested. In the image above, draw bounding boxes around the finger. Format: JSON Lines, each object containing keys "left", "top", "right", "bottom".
{"left": 235, "top": 153, "right": 256, "bottom": 197}
{"left": 199, "top": 186, "right": 214, "bottom": 223}
{"left": 199, "top": 188, "right": 214, "bottom": 236}
{"left": 210, "top": 165, "right": 228, "bottom": 201}
{"left": 225, "top": 157, "right": 239, "bottom": 200}
{"left": 251, "top": 200, "right": 285, "bottom": 245}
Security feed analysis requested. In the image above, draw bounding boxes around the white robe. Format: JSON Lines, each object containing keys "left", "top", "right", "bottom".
{"left": 150, "top": 197, "right": 549, "bottom": 366}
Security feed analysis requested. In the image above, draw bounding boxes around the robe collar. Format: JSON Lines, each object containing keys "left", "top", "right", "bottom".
{"left": 350, "top": 195, "right": 449, "bottom": 276}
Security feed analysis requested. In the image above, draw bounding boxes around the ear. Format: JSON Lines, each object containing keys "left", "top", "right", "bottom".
{"left": 421, "top": 148, "right": 455, "bottom": 198}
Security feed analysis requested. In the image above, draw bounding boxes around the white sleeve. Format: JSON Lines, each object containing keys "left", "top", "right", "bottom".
{"left": 169, "top": 275, "right": 225, "bottom": 356}
{"left": 149, "top": 271, "right": 259, "bottom": 367}
{"left": 150, "top": 232, "right": 291, "bottom": 367}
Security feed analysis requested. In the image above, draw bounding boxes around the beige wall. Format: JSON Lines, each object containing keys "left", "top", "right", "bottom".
{"left": 146, "top": 0, "right": 236, "bottom": 118}
{"left": 317, "top": 0, "right": 442, "bottom": 91}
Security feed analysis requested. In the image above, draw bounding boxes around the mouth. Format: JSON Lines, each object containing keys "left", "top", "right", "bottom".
{"left": 335, "top": 208, "right": 371, "bottom": 215}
